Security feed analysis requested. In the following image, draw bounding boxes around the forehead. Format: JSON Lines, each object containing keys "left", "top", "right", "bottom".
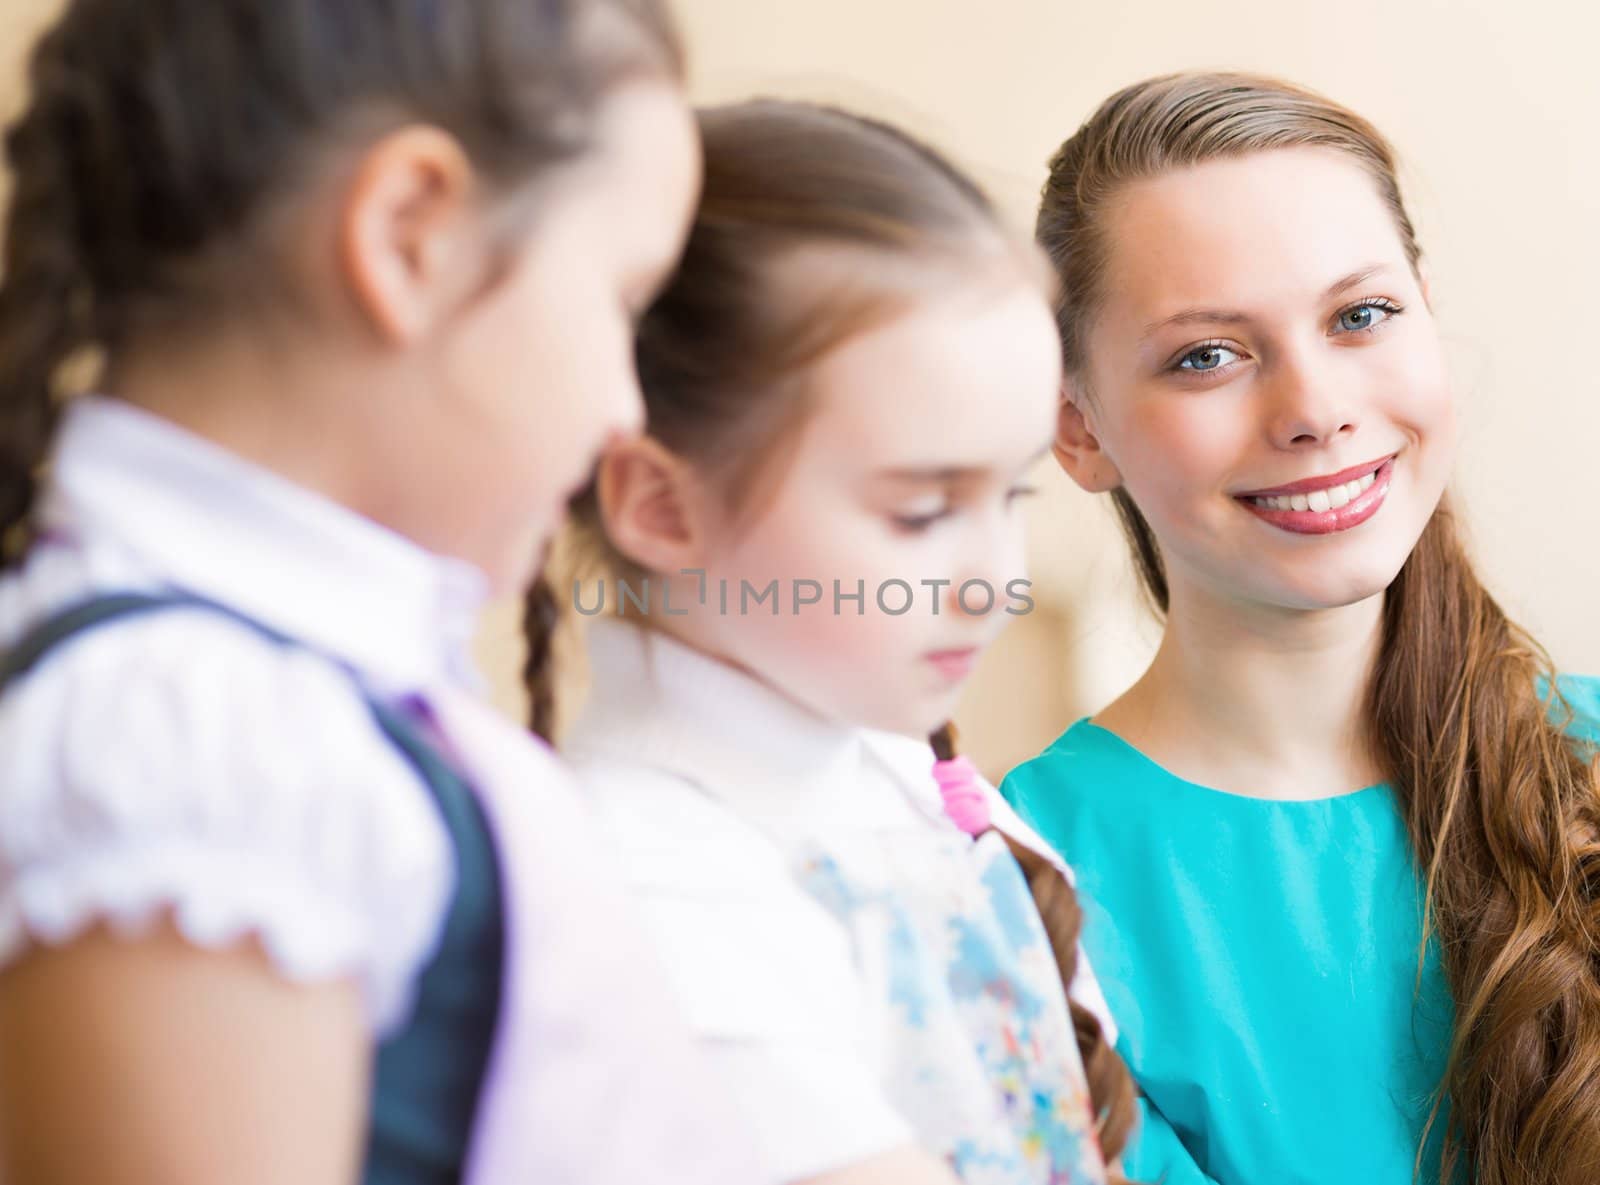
{"left": 1097, "top": 147, "right": 1410, "bottom": 320}
{"left": 794, "top": 281, "right": 1062, "bottom": 471}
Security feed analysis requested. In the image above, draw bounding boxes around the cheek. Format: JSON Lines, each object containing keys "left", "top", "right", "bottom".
{"left": 438, "top": 266, "right": 637, "bottom": 557}
{"left": 722, "top": 488, "right": 878, "bottom": 581}
{"left": 1382, "top": 339, "right": 1458, "bottom": 455}
{"left": 458, "top": 219, "right": 641, "bottom": 445}
{"left": 718, "top": 506, "right": 922, "bottom": 660}
{"left": 505, "top": 265, "right": 633, "bottom": 441}
{"left": 1115, "top": 394, "right": 1247, "bottom": 524}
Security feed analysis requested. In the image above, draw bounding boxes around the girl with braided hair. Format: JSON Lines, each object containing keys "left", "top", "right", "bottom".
{"left": 0, "top": 2, "right": 758, "bottom": 1183}
{"left": 534, "top": 97, "right": 1137, "bottom": 1185}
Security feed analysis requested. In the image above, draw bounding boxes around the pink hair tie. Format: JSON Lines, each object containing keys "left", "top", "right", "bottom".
{"left": 932, "top": 754, "right": 990, "bottom": 837}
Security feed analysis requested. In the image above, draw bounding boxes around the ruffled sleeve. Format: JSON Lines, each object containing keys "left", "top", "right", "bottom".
{"left": 0, "top": 611, "right": 452, "bottom": 1035}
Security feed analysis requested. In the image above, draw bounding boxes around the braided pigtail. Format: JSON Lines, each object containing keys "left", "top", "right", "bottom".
{"left": 521, "top": 573, "right": 562, "bottom": 742}
{"left": 929, "top": 722, "right": 1137, "bottom": 1167}
{"left": 0, "top": 20, "right": 98, "bottom": 565}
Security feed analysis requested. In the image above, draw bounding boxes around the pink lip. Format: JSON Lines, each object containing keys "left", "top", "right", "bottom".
{"left": 1239, "top": 458, "right": 1396, "bottom": 536}
{"left": 1236, "top": 454, "right": 1395, "bottom": 499}
{"left": 926, "top": 647, "right": 981, "bottom": 682}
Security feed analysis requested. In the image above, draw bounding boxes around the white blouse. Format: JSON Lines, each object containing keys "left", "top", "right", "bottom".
{"left": 0, "top": 396, "right": 476, "bottom": 1032}
{"left": 0, "top": 397, "right": 765, "bottom": 1185}
{"left": 566, "top": 619, "right": 1116, "bottom": 1184}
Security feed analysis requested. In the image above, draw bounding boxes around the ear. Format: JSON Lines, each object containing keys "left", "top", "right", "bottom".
{"left": 596, "top": 436, "right": 709, "bottom": 574}
{"left": 1052, "top": 378, "right": 1123, "bottom": 494}
{"left": 337, "top": 125, "right": 482, "bottom": 345}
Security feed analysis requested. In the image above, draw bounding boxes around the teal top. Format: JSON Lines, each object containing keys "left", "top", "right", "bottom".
{"left": 1000, "top": 677, "right": 1600, "bottom": 1185}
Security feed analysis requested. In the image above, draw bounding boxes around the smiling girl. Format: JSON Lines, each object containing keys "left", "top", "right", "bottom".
{"left": 1002, "top": 72, "right": 1600, "bottom": 1185}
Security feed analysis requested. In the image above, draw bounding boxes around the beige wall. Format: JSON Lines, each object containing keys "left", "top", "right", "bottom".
{"left": 5, "top": 0, "right": 1597, "bottom": 778}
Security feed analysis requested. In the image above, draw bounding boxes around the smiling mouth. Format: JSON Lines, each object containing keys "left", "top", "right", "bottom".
{"left": 1235, "top": 455, "right": 1397, "bottom": 535}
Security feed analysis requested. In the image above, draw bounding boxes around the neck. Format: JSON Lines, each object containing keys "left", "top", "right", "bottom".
{"left": 101, "top": 321, "right": 514, "bottom": 583}
{"left": 645, "top": 591, "right": 777, "bottom": 697}
{"left": 107, "top": 323, "right": 381, "bottom": 512}
{"left": 1103, "top": 579, "right": 1387, "bottom": 799}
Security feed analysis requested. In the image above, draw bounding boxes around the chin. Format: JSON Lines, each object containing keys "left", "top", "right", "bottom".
{"left": 890, "top": 693, "right": 967, "bottom": 740}
{"left": 1266, "top": 558, "right": 1407, "bottom": 612}
{"left": 846, "top": 696, "right": 944, "bottom": 740}
{"left": 495, "top": 519, "right": 556, "bottom": 597}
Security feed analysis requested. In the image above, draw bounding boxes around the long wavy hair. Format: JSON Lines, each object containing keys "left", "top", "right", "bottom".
{"left": 1036, "top": 70, "right": 1600, "bottom": 1183}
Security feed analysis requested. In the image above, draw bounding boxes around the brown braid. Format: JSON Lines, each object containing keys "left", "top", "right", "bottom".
{"left": 0, "top": 20, "right": 93, "bottom": 567}
{"left": 521, "top": 573, "right": 561, "bottom": 742}
{"left": 929, "top": 722, "right": 1137, "bottom": 1168}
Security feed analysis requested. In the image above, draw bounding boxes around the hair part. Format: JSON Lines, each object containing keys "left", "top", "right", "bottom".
{"left": 1038, "top": 70, "right": 1600, "bottom": 1183}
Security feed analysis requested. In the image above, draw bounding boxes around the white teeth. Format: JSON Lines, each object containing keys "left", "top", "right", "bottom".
{"left": 1251, "top": 468, "right": 1382, "bottom": 513}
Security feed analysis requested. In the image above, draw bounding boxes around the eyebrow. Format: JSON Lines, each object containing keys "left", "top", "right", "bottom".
{"left": 1139, "top": 264, "right": 1395, "bottom": 342}
{"left": 873, "top": 445, "right": 1052, "bottom": 484}
{"left": 1321, "top": 264, "right": 1390, "bottom": 300}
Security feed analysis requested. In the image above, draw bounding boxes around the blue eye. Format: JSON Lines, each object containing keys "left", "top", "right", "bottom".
{"left": 1335, "top": 300, "right": 1400, "bottom": 334}
{"left": 1177, "top": 343, "right": 1240, "bottom": 373}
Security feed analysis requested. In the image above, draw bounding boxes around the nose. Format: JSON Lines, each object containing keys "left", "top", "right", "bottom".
{"left": 1265, "top": 349, "right": 1358, "bottom": 450}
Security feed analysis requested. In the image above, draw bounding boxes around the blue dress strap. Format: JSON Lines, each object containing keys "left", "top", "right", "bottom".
{"left": 0, "top": 590, "right": 504, "bottom": 1185}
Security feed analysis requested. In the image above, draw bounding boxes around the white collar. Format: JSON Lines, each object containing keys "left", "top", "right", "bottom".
{"left": 39, "top": 395, "right": 490, "bottom": 692}
{"left": 568, "top": 619, "right": 949, "bottom": 828}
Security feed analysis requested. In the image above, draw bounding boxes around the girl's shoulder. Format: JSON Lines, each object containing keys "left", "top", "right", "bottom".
{"left": 571, "top": 744, "right": 867, "bottom": 1006}
{"left": 570, "top": 746, "right": 915, "bottom": 1177}
{"left": 0, "top": 592, "right": 453, "bottom": 1035}
{"left": 574, "top": 748, "right": 802, "bottom": 899}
